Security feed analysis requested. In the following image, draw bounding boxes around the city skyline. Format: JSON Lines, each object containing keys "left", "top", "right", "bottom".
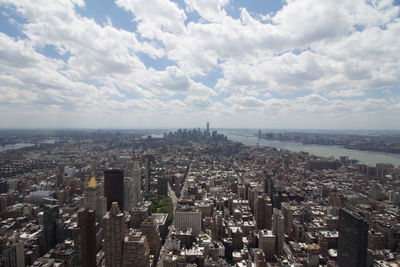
{"left": 1, "top": 0, "right": 400, "bottom": 129}
{"left": 1, "top": 127, "right": 399, "bottom": 266}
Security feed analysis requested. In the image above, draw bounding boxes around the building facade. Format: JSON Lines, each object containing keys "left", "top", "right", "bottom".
{"left": 337, "top": 208, "right": 368, "bottom": 267}
{"left": 174, "top": 208, "right": 202, "bottom": 236}
{"left": 104, "top": 202, "right": 125, "bottom": 267}
{"left": 78, "top": 208, "right": 96, "bottom": 267}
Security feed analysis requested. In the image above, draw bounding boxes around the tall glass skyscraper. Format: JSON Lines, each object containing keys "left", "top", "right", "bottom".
{"left": 337, "top": 208, "right": 368, "bottom": 267}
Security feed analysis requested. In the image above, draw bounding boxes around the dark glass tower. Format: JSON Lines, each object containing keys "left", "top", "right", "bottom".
{"left": 43, "top": 204, "right": 59, "bottom": 253}
{"left": 157, "top": 176, "right": 169, "bottom": 196}
{"left": 337, "top": 208, "right": 368, "bottom": 267}
{"left": 104, "top": 169, "right": 124, "bottom": 211}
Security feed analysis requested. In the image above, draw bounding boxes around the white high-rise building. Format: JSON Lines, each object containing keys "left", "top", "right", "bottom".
{"left": 132, "top": 155, "right": 143, "bottom": 207}
{"left": 124, "top": 177, "right": 134, "bottom": 212}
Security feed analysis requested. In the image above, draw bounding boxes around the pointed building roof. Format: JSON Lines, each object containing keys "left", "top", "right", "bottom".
{"left": 88, "top": 171, "right": 97, "bottom": 188}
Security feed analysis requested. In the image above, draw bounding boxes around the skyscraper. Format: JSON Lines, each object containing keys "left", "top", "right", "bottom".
{"left": 104, "top": 169, "right": 124, "bottom": 211}
{"left": 264, "top": 174, "right": 274, "bottom": 200}
{"left": 272, "top": 208, "right": 284, "bottom": 256}
{"left": 43, "top": 204, "right": 59, "bottom": 253}
{"left": 78, "top": 209, "right": 96, "bottom": 267}
{"left": 256, "top": 194, "right": 272, "bottom": 230}
{"left": 2, "top": 241, "right": 24, "bottom": 267}
{"left": 144, "top": 155, "right": 151, "bottom": 193}
{"left": 56, "top": 164, "right": 64, "bottom": 188}
{"left": 124, "top": 177, "right": 137, "bottom": 212}
{"left": 337, "top": 208, "right": 368, "bottom": 267}
{"left": 104, "top": 202, "right": 125, "bottom": 267}
{"left": 0, "top": 178, "right": 8, "bottom": 193}
{"left": 132, "top": 155, "right": 142, "bottom": 207}
{"left": 281, "top": 202, "right": 294, "bottom": 235}
{"left": 83, "top": 171, "right": 106, "bottom": 222}
{"left": 206, "top": 121, "right": 210, "bottom": 134}
{"left": 157, "top": 176, "right": 169, "bottom": 196}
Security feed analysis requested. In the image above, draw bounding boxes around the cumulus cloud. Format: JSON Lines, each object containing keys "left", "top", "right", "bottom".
{"left": 185, "top": 95, "right": 212, "bottom": 108}
{"left": 0, "top": 0, "right": 399, "bottom": 128}
{"left": 116, "top": 0, "right": 186, "bottom": 38}
{"left": 184, "top": 0, "right": 229, "bottom": 22}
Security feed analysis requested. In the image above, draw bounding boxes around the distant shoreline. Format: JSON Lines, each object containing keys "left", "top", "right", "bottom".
{"left": 224, "top": 133, "right": 400, "bottom": 166}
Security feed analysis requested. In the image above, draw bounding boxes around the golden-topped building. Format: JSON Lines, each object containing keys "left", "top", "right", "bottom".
{"left": 83, "top": 169, "right": 106, "bottom": 222}
{"left": 88, "top": 171, "right": 97, "bottom": 188}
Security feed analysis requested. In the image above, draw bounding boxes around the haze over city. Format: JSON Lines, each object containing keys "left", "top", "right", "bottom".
{"left": 1, "top": 0, "right": 400, "bottom": 129}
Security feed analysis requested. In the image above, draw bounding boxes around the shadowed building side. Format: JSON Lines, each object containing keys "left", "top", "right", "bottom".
{"left": 104, "top": 169, "right": 124, "bottom": 211}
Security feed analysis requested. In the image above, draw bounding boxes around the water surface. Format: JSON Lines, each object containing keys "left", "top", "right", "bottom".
{"left": 225, "top": 134, "right": 400, "bottom": 167}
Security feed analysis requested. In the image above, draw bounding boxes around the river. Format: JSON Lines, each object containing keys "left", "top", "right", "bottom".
{"left": 0, "top": 139, "right": 58, "bottom": 153}
{"left": 0, "top": 143, "right": 35, "bottom": 152}
{"left": 224, "top": 134, "right": 400, "bottom": 167}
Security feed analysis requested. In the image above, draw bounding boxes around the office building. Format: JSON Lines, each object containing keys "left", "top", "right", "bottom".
{"left": 56, "top": 164, "right": 64, "bottom": 188}
{"left": 104, "top": 169, "right": 124, "bottom": 211}
{"left": 140, "top": 217, "right": 161, "bottom": 261}
{"left": 259, "top": 230, "right": 275, "bottom": 261}
{"left": 78, "top": 209, "right": 96, "bottom": 267}
{"left": 144, "top": 155, "right": 151, "bottom": 193}
{"left": 273, "top": 208, "right": 284, "bottom": 256}
{"left": 132, "top": 156, "right": 142, "bottom": 207}
{"left": 264, "top": 175, "right": 274, "bottom": 200}
{"left": 124, "top": 177, "right": 134, "bottom": 212}
{"left": 256, "top": 194, "right": 272, "bottom": 230}
{"left": 337, "top": 208, "right": 368, "bottom": 267}
{"left": 43, "top": 204, "right": 59, "bottom": 253}
{"left": 2, "top": 241, "right": 24, "bottom": 267}
{"left": 130, "top": 201, "right": 152, "bottom": 229}
{"left": 0, "top": 178, "right": 8, "bottom": 193}
{"left": 157, "top": 176, "right": 169, "bottom": 196}
{"left": 122, "top": 230, "right": 150, "bottom": 267}
{"left": 281, "top": 202, "right": 294, "bottom": 235}
{"left": 174, "top": 208, "right": 202, "bottom": 236}
{"left": 104, "top": 202, "right": 125, "bottom": 267}
{"left": 83, "top": 171, "right": 106, "bottom": 221}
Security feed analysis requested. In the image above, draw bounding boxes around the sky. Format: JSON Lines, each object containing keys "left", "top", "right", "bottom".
{"left": 0, "top": 0, "right": 400, "bottom": 130}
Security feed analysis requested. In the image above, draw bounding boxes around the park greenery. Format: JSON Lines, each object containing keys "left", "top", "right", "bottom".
{"left": 148, "top": 195, "right": 174, "bottom": 225}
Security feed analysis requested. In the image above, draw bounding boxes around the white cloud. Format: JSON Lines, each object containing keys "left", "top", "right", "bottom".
{"left": 328, "top": 89, "right": 365, "bottom": 98}
{"left": 0, "top": 0, "right": 399, "bottom": 129}
{"left": 116, "top": 0, "right": 186, "bottom": 39}
{"left": 185, "top": 95, "right": 212, "bottom": 108}
{"left": 297, "top": 94, "right": 327, "bottom": 103}
{"left": 184, "top": 0, "right": 229, "bottom": 22}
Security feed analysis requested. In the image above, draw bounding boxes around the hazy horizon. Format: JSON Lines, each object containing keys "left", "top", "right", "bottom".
{"left": 1, "top": 127, "right": 400, "bottom": 135}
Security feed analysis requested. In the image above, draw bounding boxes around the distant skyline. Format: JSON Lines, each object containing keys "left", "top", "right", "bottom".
{"left": 1, "top": 0, "right": 400, "bottom": 129}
